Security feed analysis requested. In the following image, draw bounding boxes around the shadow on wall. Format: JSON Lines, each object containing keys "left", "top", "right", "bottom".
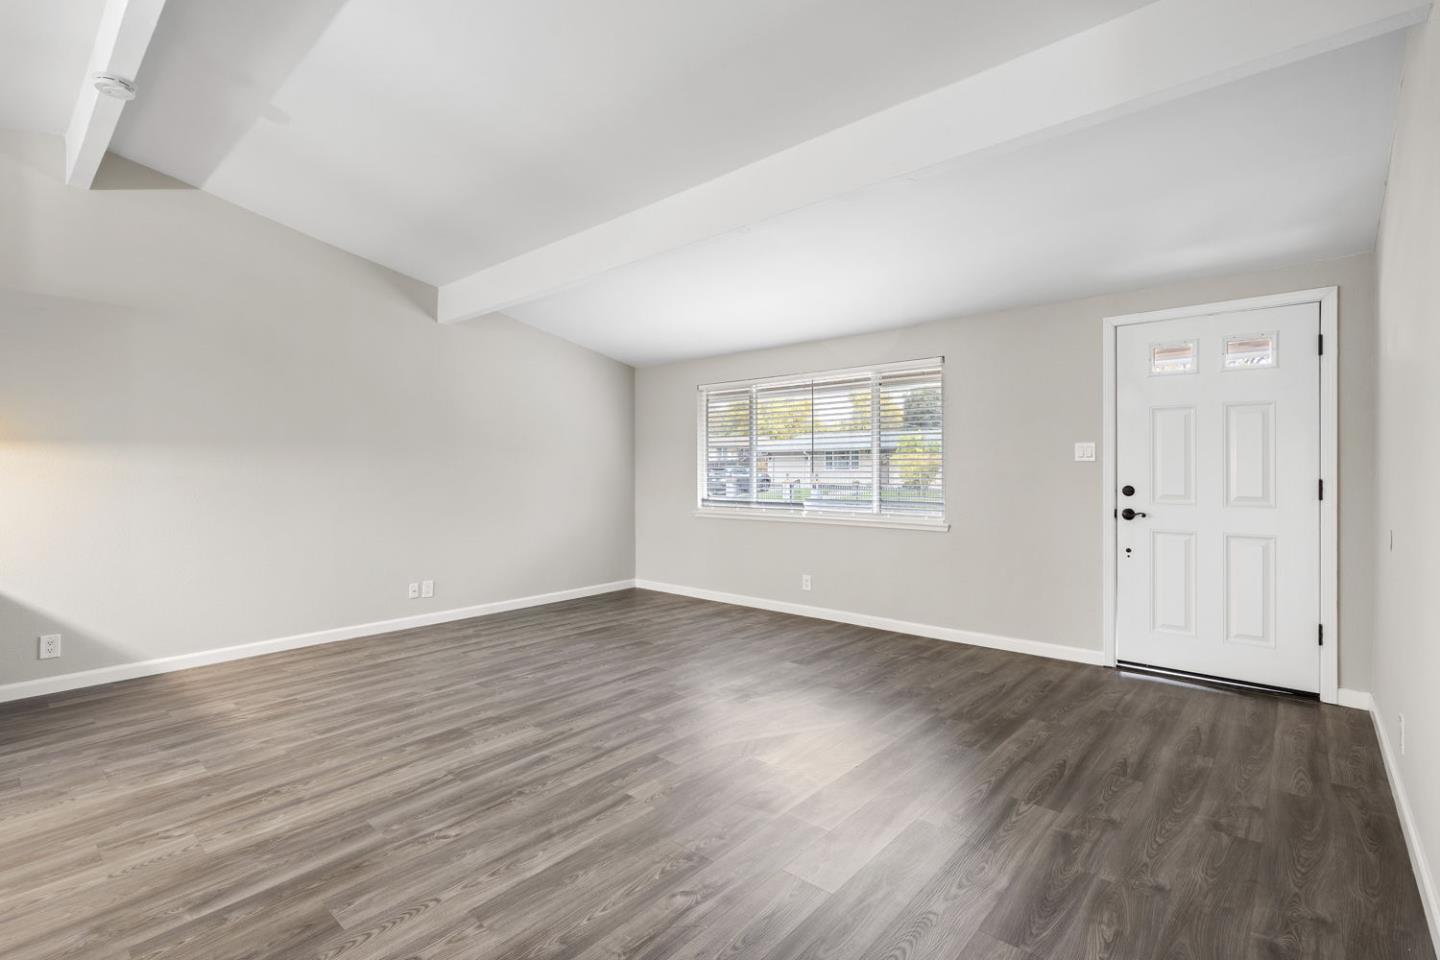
{"left": 0, "top": 594, "right": 128, "bottom": 690}
{"left": 1, "top": 128, "right": 438, "bottom": 320}
{"left": 0, "top": 591, "right": 254, "bottom": 765}
{"left": 91, "top": 155, "right": 192, "bottom": 191}
{"left": 88, "top": 149, "right": 439, "bottom": 316}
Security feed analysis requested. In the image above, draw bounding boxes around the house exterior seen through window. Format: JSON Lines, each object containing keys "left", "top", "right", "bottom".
{"left": 698, "top": 358, "right": 944, "bottom": 526}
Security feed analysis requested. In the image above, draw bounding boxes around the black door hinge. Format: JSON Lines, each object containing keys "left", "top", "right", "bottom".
{"left": 1318, "top": 624, "right": 1324, "bottom": 647}
{"left": 1318, "top": 333, "right": 1324, "bottom": 356}
{"left": 1318, "top": 478, "right": 1324, "bottom": 500}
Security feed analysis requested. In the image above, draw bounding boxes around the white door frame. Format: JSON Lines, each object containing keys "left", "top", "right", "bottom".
{"left": 1100, "top": 287, "right": 1339, "bottom": 703}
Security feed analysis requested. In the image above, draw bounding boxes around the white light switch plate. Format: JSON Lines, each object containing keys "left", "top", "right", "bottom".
{"left": 1074, "top": 442, "right": 1096, "bottom": 462}
{"left": 421, "top": 580, "right": 434, "bottom": 598}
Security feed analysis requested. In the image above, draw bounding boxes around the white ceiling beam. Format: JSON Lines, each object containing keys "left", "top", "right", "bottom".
{"left": 438, "top": 0, "right": 1429, "bottom": 324}
{"left": 64, "top": 0, "right": 168, "bottom": 188}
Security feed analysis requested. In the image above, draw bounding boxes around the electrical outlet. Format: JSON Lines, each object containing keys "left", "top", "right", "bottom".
{"left": 801, "top": 574, "right": 812, "bottom": 591}
{"left": 421, "top": 579, "right": 434, "bottom": 598}
{"left": 38, "top": 634, "right": 61, "bottom": 660}
{"left": 1399, "top": 714, "right": 1406, "bottom": 755}
{"left": 407, "top": 582, "right": 420, "bottom": 600}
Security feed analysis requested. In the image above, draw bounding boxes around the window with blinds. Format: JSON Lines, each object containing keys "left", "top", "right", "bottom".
{"left": 698, "top": 358, "right": 944, "bottom": 526}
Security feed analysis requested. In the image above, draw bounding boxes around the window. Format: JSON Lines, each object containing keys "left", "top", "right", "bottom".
{"left": 1150, "top": 340, "right": 1197, "bottom": 376}
{"left": 1223, "top": 332, "right": 1277, "bottom": 369}
{"left": 698, "top": 358, "right": 944, "bottom": 526}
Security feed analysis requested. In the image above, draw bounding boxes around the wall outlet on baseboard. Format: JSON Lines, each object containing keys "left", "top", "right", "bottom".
{"left": 38, "top": 635, "right": 62, "bottom": 660}
{"left": 801, "top": 574, "right": 812, "bottom": 591}
{"left": 421, "top": 580, "right": 434, "bottom": 598}
{"left": 1399, "top": 713, "right": 1406, "bottom": 755}
{"left": 407, "top": 582, "right": 420, "bottom": 600}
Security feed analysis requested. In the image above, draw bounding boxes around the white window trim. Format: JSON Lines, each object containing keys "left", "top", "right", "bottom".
{"left": 693, "top": 508, "right": 949, "bottom": 532}
{"left": 696, "top": 356, "right": 946, "bottom": 530}
{"left": 697, "top": 355, "right": 942, "bottom": 392}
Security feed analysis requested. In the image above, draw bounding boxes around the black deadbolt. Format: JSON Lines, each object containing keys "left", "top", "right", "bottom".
{"left": 1121, "top": 484, "right": 1135, "bottom": 497}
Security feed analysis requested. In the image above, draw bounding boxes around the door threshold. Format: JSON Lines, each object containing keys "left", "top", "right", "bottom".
{"left": 1116, "top": 660, "right": 1319, "bottom": 700}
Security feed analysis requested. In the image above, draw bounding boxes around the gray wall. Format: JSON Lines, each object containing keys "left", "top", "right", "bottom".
{"left": 0, "top": 130, "right": 635, "bottom": 686}
{"left": 1374, "top": 9, "right": 1440, "bottom": 926}
{"left": 636, "top": 254, "right": 1377, "bottom": 690}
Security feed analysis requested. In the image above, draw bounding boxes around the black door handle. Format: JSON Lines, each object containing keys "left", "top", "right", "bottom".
{"left": 1121, "top": 508, "right": 1148, "bottom": 520}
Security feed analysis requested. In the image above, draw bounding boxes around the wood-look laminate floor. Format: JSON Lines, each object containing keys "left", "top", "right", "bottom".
{"left": 0, "top": 589, "right": 1432, "bottom": 960}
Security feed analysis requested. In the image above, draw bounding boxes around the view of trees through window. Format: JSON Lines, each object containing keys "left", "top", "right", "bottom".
{"left": 701, "top": 362, "right": 943, "bottom": 522}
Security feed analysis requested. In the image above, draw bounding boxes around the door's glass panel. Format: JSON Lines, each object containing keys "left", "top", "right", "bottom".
{"left": 1150, "top": 340, "right": 1197, "bottom": 376}
{"left": 1223, "top": 333, "right": 1277, "bottom": 369}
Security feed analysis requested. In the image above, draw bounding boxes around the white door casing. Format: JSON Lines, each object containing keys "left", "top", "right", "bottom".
{"left": 1104, "top": 293, "right": 1334, "bottom": 695}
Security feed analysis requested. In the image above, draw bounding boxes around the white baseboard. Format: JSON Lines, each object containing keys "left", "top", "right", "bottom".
{"left": 1337, "top": 687, "right": 1373, "bottom": 711}
{"left": 0, "top": 579, "right": 637, "bottom": 705}
{"left": 633, "top": 579, "right": 1106, "bottom": 666}
{"left": 1366, "top": 693, "right": 1440, "bottom": 953}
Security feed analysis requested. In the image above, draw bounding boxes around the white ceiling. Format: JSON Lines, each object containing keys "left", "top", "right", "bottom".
{"left": 1, "top": 2, "right": 1415, "bottom": 367}
{"left": 110, "top": 0, "right": 1151, "bottom": 286}
{"left": 0, "top": 0, "right": 106, "bottom": 135}
{"left": 510, "top": 36, "right": 1404, "bottom": 364}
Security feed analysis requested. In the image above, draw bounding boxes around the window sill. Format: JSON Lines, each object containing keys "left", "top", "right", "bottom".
{"left": 693, "top": 508, "right": 949, "bottom": 532}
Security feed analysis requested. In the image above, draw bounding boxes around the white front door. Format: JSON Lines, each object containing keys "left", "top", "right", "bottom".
{"left": 1115, "top": 302, "right": 1321, "bottom": 692}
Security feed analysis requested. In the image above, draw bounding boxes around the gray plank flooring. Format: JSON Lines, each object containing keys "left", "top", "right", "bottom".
{"left": 0, "top": 588, "right": 1431, "bottom": 960}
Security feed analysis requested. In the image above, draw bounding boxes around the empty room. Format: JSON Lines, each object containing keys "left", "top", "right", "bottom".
{"left": 3, "top": 1, "right": 1439, "bottom": 958}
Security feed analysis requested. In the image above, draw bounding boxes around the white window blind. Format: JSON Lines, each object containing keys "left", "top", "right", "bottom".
{"left": 698, "top": 358, "right": 944, "bottom": 525}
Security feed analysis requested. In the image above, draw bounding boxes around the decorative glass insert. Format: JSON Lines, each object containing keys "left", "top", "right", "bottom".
{"left": 1150, "top": 340, "right": 1197, "bottom": 376}
{"left": 1223, "top": 333, "right": 1277, "bottom": 369}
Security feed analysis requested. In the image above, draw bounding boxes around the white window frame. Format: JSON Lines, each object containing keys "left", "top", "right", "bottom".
{"left": 695, "top": 357, "right": 948, "bottom": 532}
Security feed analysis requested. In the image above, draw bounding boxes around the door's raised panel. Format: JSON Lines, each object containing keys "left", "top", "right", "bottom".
{"left": 1150, "top": 406, "right": 1195, "bottom": 505}
{"left": 1226, "top": 402, "right": 1275, "bottom": 507}
{"left": 1225, "top": 535, "right": 1275, "bottom": 648}
{"left": 1150, "top": 531, "right": 1195, "bottom": 636}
